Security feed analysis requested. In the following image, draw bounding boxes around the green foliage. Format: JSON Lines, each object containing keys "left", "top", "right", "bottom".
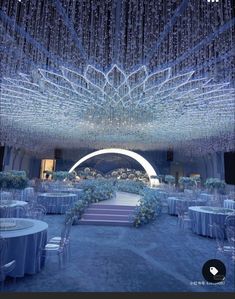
{"left": 7, "top": 170, "right": 27, "bottom": 177}
{"left": 178, "top": 176, "right": 196, "bottom": 187}
{"left": 133, "top": 188, "right": 161, "bottom": 227}
{"left": 0, "top": 171, "right": 28, "bottom": 189}
{"left": 52, "top": 171, "right": 76, "bottom": 181}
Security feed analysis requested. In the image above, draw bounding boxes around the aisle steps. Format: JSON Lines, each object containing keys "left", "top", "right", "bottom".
{"left": 78, "top": 204, "right": 136, "bottom": 226}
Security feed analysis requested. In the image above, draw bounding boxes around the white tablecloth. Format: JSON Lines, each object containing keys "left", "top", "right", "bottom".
{"left": 0, "top": 191, "right": 13, "bottom": 200}
{"left": 198, "top": 193, "right": 214, "bottom": 201}
{"left": 167, "top": 197, "right": 207, "bottom": 215}
{"left": 188, "top": 206, "right": 234, "bottom": 238}
{"left": 0, "top": 200, "right": 28, "bottom": 217}
{"left": 0, "top": 218, "right": 48, "bottom": 277}
{"left": 37, "top": 192, "right": 78, "bottom": 214}
{"left": 51, "top": 188, "right": 84, "bottom": 198}
{"left": 223, "top": 200, "right": 235, "bottom": 210}
{"left": 184, "top": 189, "right": 194, "bottom": 196}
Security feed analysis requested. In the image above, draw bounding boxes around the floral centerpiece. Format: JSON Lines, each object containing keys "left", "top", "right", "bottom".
{"left": 178, "top": 176, "right": 196, "bottom": 190}
{"left": 164, "top": 175, "right": 175, "bottom": 185}
{"left": 205, "top": 178, "right": 226, "bottom": 194}
{"left": 133, "top": 188, "right": 161, "bottom": 227}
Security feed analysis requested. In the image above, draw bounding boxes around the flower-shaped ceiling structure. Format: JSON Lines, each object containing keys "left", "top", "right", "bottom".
{"left": 0, "top": 0, "right": 234, "bottom": 155}
{"left": 1, "top": 64, "right": 234, "bottom": 153}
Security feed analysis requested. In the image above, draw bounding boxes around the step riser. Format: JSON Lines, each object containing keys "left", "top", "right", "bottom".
{"left": 78, "top": 220, "right": 133, "bottom": 226}
{"left": 85, "top": 208, "right": 134, "bottom": 215}
{"left": 79, "top": 202, "right": 135, "bottom": 226}
{"left": 90, "top": 204, "right": 136, "bottom": 210}
{"left": 82, "top": 214, "right": 133, "bottom": 221}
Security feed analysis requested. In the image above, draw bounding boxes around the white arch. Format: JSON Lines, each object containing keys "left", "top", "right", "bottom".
{"left": 68, "top": 148, "right": 159, "bottom": 187}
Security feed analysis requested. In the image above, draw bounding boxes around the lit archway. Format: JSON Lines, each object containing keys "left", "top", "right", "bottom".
{"left": 68, "top": 148, "right": 159, "bottom": 186}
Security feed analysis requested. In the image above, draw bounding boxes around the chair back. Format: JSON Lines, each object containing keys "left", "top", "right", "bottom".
{"left": 13, "top": 205, "right": 27, "bottom": 218}
{"left": 214, "top": 224, "right": 225, "bottom": 250}
{"left": 0, "top": 237, "right": 16, "bottom": 282}
{"left": 61, "top": 217, "right": 74, "bottom": 242}
{"left": 0, "top": 237, "right": 7, "bottom": 267}
{"left": 28, "top": 205, "right": 47, "bottom": 219}
{"left": 225, "top": 215, "right": 235, "bottom": 228}
{"left": 226, "top": 226, "right": 235, "bottom": 249}
{"left": 176, "top": 201, "right": 188, "bottom": 217}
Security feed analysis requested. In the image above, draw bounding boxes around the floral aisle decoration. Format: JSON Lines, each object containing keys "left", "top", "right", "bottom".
{"left": 115, "top": 179, "right": 145, "bottom": 194}
{"left": 105, "top": 168, "right": 149, "bottom": 183}
{"left": 133, "top": 188, "right": 161, "bottom": 227}
{"left": 52, "top": 171, "right": 76, "bottom": 181}
{"left": 65, "top": 179, "right": 116, "bottom": 224}
{"left": 75, "top": 167, "right": 103, "bottom": 180}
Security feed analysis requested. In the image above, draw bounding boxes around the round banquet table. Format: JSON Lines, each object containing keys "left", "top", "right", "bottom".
{"left": 223, "top": 199, "right": 235, "bottom": 210}
{"left": 0, "top": 191, "right": 13, "bottom": 200}
{"left": 167, "top": 197, "right": 207, "bottom": 215}
{"left": 50, "top": 188, "right": 84, "bottom": 198}
{"left": 0, "top": 200, "right": 28, "bottom": 217}
{"left": 198, "top": 193, "right": 214, "bottom": 202}
{"left": 37, "top": 192, "right": 78, "bottom": 214}
{"left": 0, "top": 218, "right": 48, "bottom": 277}
{"left": 153, "top": 190, "right": 168, "bottom": 200}
{"left": 188, "top": 206, "right": 235, "bottom": 238}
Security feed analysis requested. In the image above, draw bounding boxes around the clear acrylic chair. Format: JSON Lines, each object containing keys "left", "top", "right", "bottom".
{"left": 41, "top": 238, "right": 67, "bottom": 269}
{"left": 214, "top": 224, "right": 234, "bottom": 258}
{"left": 12, "top": 205, "right": 27, "bottom": 218}
{"left": 176, "top": 202, "right": 192, "bottom": 230}
{"left": 160, "top": 199, "right": 169, "bottom": 214}
{"left": 26, "top": 192, "right": 37, "bottom": 208}
{"left": 59, "top": 198, "right": 71, "bottom": 214}
{"left": 225, "top": 215, "right": 235, "bottom": 228}
{"left": 48, "top": 217, "right": 74, "bottom": 259}
{"left": 0, "top": 237, "right": 16, "bottom": 290}
{"left": 27, "top": 204, "right": 47, "bottom": 220}
{"left": 226, "top": 226, "right": 235, "bottom": 263}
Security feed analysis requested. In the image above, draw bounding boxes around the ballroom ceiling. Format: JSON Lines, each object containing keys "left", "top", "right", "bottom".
{"left": 0, "top": 0, "right": 234, "bottom": 155}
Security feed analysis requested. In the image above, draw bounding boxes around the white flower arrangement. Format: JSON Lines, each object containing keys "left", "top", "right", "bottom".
{"left": 164, "top": 175, "right": 175, "bottom": 184}
{"left": 205, "top": 178, "right": 226, "bottom": 193}
{"left": 178, "top": 176, "right": 196, "bottom": 188}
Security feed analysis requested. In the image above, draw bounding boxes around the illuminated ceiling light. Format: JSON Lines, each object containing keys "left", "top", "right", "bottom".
{"left": 0, "top": 64, "right": 234, "bottom": 154}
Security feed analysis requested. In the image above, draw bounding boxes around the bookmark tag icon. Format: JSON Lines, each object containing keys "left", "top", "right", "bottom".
{"left": 210, "top": 267, "right": 218, "bottom": 276}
